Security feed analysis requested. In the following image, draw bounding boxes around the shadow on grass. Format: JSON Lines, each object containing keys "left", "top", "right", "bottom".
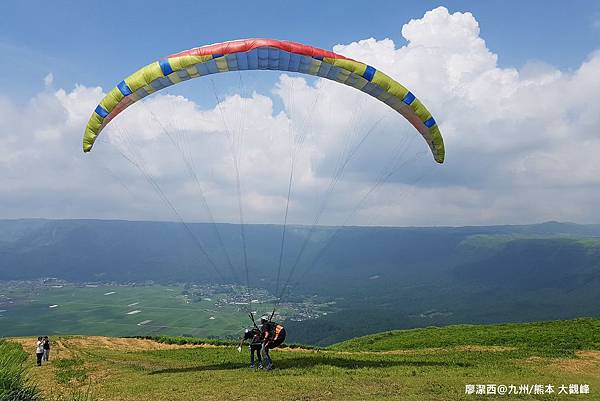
{"left": 148, "top": 355, "right": 470, "bottom": 375}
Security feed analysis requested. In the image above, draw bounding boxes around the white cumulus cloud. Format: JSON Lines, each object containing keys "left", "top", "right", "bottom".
{"left": 1, "top": 6, "right": 599, "bottom": 226}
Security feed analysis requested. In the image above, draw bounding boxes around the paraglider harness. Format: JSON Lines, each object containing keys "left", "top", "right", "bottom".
{"left": 239, "top": 324, "right": 263, "bottom": 368}
{"left": 243, "top": 327, "right": 262, "bottom": 349}
{"left": 250, "top": 311, "right": 286, "bottom": 349}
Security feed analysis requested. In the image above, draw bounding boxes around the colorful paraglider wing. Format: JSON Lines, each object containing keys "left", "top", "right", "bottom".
{"left": 83, "top": 38, "right": 444, "bottom": 163}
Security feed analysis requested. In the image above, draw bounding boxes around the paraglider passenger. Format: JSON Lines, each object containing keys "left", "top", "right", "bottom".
{"left": 238, "top": 328, "right": 263, "bottom": 368}
{"left": 260, "top": 317, "right": 286, "bottom": 370}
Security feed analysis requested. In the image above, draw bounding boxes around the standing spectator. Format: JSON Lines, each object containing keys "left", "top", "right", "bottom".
{"left": 42, "top": 336, "right": 50, "bottom": 362}
{"left": 35, "top": 337, "right": 44, "bottom": 366}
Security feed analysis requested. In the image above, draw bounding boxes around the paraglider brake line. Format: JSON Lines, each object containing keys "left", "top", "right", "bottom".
{"left": 249, "top": 312, "right": 259, "bottom": 331}
{"left": 268, "top": 308, "right": 276, "bottom": 323}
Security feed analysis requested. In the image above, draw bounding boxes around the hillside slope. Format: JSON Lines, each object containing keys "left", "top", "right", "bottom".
{"left": 331, "top": 318, "right": 600, "bottom": 355}
{"left": 6, "top": 318, "right": 600, "bottom": 401}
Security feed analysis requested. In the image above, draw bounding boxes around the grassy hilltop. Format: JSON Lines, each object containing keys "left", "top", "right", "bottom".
{"left": 2, "top": 318, "right": 600, "bottom": 401}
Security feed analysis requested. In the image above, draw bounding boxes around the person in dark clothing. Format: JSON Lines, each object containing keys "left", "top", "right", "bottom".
{"left": 35, "top": 337, "right": 44, "bottom": 366}
{"left": 259, "top": 317, "right": 286, "bottom": 370}
{"left": 42, "top": 336, "right": 50, "bottom": 361}
{"left": 238, "top": 328, "right": 263, "bottom": 368}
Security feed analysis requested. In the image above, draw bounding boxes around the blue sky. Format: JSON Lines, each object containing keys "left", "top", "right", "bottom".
{"left": 1, "top": 0, "right": 599, "bottom": 100}
{"left": 1, "top": 2, "right": 600, "bottom": 225}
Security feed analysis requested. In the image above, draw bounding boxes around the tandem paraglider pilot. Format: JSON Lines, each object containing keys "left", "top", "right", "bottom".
{"left": 260, "top": 316, "right": 286, "bottom": 371}
{"left": 239, "top": 315, "right": 286, "bottom": 370}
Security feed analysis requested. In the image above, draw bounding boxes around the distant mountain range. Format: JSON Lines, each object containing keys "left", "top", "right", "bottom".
{"left": 2, "top": 218, "right": 599, "bottom": 344}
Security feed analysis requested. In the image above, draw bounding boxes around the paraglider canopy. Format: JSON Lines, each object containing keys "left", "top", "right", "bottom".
{"left": 83, "top": 38, "right": 444, "bottom": 163}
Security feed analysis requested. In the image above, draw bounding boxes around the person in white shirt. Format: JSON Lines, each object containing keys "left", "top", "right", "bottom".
{"left": 35, "top": 337, "right": 44, "bottom": 366}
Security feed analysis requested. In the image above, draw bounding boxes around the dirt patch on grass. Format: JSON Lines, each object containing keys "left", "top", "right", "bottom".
{"left": 525, "top": 351, "right": 600, "bottom": 378}
{"left": 334, "top": 345, "right": 516, "bottom": 356}
{"left": 11, "top": 337, "right": 517, "bottom": 358}
{"left": 549, "top": 351, "right": 600, "bottom": 377}
{"left": 62, "top": 336, "right": 227, "bottom": 352}
{"left": 453, "top": 345, "right": 517, "bottom": 353}
{"left": 7, "top": 336, "right": 228, "bottom": 357}
{"left": 277, "top": 346, "right": 320, "bottom": 353}
{"left": 8, "top": 337, "right": 75, "bottom": 360}
{"left": 64, "top": 337, "right": 320, "bottom": 354}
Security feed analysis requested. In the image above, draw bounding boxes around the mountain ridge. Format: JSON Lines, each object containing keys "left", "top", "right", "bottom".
{"left": 2, "top": 218, "right": 599, "bottom": 345}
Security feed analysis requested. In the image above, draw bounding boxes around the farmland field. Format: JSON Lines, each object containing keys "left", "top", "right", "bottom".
{"left": 0, "top": 283, "right": 269, "bottom": 338}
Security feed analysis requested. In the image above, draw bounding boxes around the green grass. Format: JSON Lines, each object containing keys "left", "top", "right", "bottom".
{"left": 131, "top": 335, "right": 238, "bottom": 347}
{"left": 331, "top": 318, "right": 600, "bottom": 357}
{"left": 135, "top": 335, "right": 317, "bottom": 349}
{"left": 7, "top": 317, "right": 600, "bottom": 401}
{"left": 0, "top": 341, "right": 96, "bottom": 401}
{"left": 0, "top": 340, "right": 42, "bottom": 401}
{"left": 54, "top": 389, "right": 97, "bottom": 401}
{"left": 53, "top": 359, "right": 87, "bottom": 385}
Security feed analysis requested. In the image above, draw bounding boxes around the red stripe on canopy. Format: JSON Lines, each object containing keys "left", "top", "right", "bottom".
{"left": 168, "top": 38, "right": 353, "bottom": 61}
